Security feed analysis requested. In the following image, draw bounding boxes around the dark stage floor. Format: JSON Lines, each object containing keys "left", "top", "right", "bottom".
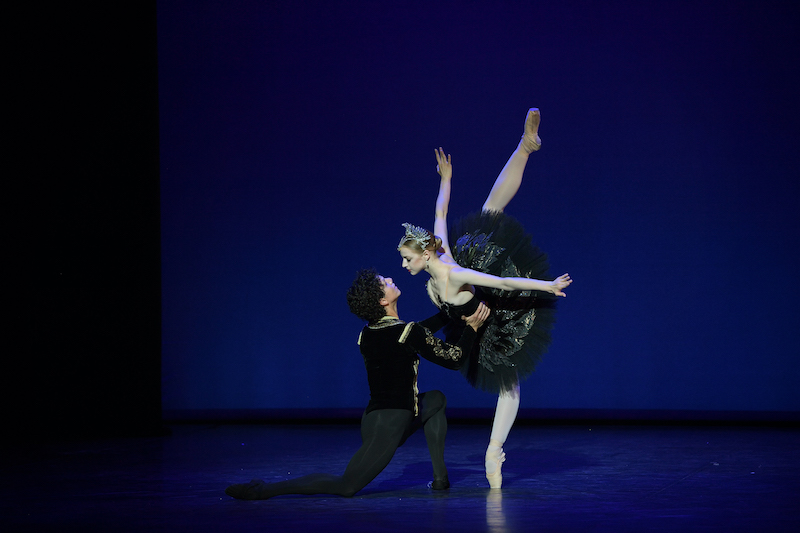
{"left": 3, "top": 423, "right": 799, "bottom": 532}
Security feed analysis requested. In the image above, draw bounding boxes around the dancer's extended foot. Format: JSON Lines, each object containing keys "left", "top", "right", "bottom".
{"left": 225, "top": 479, "right": 270, "bottom": 500}
{"left": 485, "top": 440, "right": 506, "bottom": 489}
{"left": 520, "top": 108, "right": 542, "bottom": 153}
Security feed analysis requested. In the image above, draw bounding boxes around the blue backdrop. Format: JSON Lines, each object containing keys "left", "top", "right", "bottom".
{"left": 158, "top": 1, "right": 799, "bottom": 417}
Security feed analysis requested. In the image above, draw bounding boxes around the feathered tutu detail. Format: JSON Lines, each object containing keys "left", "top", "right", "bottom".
{"left": 444, "top": 211, "right": 557, "bottom": 394}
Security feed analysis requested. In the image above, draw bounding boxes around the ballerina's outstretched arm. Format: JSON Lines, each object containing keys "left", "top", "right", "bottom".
{"left": 433, "top": 147, "right": 453, "bottom": 258}
{"left": 449, "top": 267, "right": 572, "bottom": 297}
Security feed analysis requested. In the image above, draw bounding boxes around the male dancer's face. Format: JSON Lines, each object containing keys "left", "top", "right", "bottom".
{"left": 378, "top": 276, "right": 401, "bottom": 304}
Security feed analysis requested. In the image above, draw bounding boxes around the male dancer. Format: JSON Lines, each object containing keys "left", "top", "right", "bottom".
{"left": 225, "top": 269, "right": 489, "bottom": 499}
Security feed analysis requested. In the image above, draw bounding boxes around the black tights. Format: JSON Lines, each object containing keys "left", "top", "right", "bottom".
{"left": 226, "top": 390, "right": 448, "bottom": 499}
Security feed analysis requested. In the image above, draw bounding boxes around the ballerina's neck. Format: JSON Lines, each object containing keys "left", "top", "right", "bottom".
{"left": 427, "top": 264, "right": 451, "bottom": 289}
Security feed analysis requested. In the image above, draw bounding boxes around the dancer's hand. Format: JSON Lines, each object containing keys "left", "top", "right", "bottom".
{"left": 435, "top": 147, "right": 452, "bottom": 181}
{"left": 550, "top": 273, "right": 572, "bottom": 297}
{"left": 462, "top": 302, "right": 490, "bottom": 331}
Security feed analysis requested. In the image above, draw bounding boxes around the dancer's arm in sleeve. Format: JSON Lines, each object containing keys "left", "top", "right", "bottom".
{"left": 400, "top": 302, "right": 490, "bottom": 369}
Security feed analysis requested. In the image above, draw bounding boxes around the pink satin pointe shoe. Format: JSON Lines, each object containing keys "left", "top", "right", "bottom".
{"left": 520, "top": 108, "right": 542, "bottom": 153}
{"left": 485, "top": 442, "right": 507, "bottom": 489}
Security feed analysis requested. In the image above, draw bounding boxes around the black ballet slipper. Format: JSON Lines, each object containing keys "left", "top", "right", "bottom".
{"left": 225, "top": 478, "right": 268, "bottom": 500}
{"left": 429, "top": 476, "right": 450, "bottom": 490}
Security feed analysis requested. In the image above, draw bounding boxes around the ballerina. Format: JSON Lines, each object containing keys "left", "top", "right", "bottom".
{"left": 398, "top": 108, "right": 572, "bottom": 488}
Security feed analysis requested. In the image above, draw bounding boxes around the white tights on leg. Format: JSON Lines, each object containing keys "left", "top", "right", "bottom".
{"left": 481, "top": 108, "right": 541, "bottom": 213}
{"left": 485, "top": 385, "right": 520, "bottom": 488}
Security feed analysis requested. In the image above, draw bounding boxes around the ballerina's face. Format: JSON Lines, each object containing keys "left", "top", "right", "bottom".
{"left": 399, "top": 246, "right": 426, "bottom": 275}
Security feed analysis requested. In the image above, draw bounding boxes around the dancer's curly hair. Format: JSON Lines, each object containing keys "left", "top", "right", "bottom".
{"left": 346, "top": 268, "right": 386, "bottom": 324}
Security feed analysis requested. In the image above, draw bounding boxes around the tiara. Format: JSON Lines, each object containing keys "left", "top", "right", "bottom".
{"left": 398, "top": 223, "right": 431, "bottom": 250}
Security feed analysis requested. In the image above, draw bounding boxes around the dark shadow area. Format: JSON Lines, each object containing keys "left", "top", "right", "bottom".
{"left": 12, "top": 2, "right": 163, "bottom": 446}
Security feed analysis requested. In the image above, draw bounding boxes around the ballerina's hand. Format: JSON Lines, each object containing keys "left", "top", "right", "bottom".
{"left": 551, "top": 273, "right": 572, "bottom": 297}
{"left": 462, "top": 302, "right": 490, "bottom": 331}
{"left": 435, "top": 147, "right": 452, "bottom": 180}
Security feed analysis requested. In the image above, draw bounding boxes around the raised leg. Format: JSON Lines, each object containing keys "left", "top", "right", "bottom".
{"left": 482, "top": 109, "right": 541, "bottom": 213}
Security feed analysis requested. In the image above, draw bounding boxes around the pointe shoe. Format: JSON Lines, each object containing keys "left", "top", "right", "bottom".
{"left": 520, "top": 108, "right": 542, "bottom": 153}
{"left": 485, "top": 448, "right": 506, "bottom": 489}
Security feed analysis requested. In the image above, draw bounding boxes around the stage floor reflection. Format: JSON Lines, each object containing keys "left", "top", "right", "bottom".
{"left": 4, "top": 423, "right": 799, "bottom": 532}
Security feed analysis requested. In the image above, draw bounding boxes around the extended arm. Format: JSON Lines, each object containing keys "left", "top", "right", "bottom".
{"left": 417, "top": 309, "right": 449, "bottom": 334}
{"left": 433, "top": 147, "right": 452, "bottom": 256}
{"left": 450, "top": 267, "right": 573, "bottom": 297}
{"left": 401, "top": 323, "right": 476, "bottom": 370}
{"left": 401, "top": 303, "right": 490, "bottom": 369}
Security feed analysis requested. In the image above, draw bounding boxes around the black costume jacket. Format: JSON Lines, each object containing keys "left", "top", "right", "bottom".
{"left": 357, "top": 313, "right": 476, "bottom": 416}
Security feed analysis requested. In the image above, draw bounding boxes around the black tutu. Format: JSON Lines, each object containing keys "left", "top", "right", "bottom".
{"left": 440, "top": 211, "right": 557, "bottom": 394}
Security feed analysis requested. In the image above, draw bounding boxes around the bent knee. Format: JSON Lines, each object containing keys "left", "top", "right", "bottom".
{"left": 426, "top": 389, "right": 447, "bottom": 408}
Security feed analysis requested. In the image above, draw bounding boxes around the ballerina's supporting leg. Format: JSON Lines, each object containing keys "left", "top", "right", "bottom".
{"left": 485, "top": 384, "right": 520, "bottom": 488}
{"left": 482, "top": 108, "right": 541, "bottom": 213}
